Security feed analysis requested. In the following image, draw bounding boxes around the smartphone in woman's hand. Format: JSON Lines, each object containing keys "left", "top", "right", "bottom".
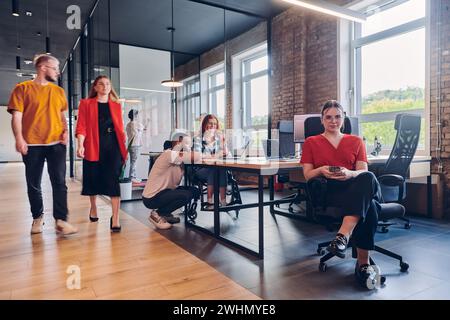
{"left": 329, "top": 166, "right": 342, "bottom": 175}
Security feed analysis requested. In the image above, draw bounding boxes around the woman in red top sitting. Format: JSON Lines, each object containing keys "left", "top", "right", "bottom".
{"left": 75, "top": 76, "right": 127, "bottom": 232}
{"left": 301, "top": 100, "right": 382, "bottom": 285}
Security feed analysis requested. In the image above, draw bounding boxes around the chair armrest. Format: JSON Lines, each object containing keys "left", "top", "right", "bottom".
{"left": 378, "top": 174, "right": 405, "bottom": 187}
{"left": 378, "top": 174, "right": 405, "bottom": 202}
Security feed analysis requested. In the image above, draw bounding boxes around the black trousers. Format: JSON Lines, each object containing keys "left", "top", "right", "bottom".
{"left": 194, "top": 167, "right": 227, "bottom": 187}
{"left": 142, "top": 186, "right": 200, "bottom": 216}
{"left": 22, "top": 144, "right": 68, "bottom": 220}
{"left": 310, "top": 171, "right": 381, "bottom": 250}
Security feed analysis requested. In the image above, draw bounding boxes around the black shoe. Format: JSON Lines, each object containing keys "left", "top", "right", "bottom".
{"left": 89, "top": 209, "right": 98, "bottom": 222}
{"left": 110, "top": 217, "right": 121, "bottom": 232}
{"left": 354, "top": 263, "right": 379, "bottom": 288}
{"left": 165, "top": 214, "right": 181, "bottom": 224}
{"left": 326, "top": 233, "right": 348, "bottom": 258}
{"left": 202, "top": 202, "right": 214, "bottom": 211}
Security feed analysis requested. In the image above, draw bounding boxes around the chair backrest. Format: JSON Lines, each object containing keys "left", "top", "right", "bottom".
{"left": 163, "top": 140, "right": 172, "bottom": 150}
{"left": 278, "top": 120, "right": 295, "bottom": 158}
{"left": 383, "top": 114, "right": 421, "bottom": 177}
{"left": 304, "top": 116, "right": 355, "bottom": 138}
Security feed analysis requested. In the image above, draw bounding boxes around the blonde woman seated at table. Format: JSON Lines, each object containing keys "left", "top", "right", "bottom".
{"left": 192, "top": 114, "right": 230, "bottom": 208}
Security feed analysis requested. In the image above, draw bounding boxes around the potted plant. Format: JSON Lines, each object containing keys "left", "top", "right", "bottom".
{"left": 119, "top": 136, "right": 134, "bottom": 201}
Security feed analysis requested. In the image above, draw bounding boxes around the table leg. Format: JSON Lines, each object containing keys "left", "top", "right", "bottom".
{"left": 258, "top": 175, "right": 264, "bottom": 259}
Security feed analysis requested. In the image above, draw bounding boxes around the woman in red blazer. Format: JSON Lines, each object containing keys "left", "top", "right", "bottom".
{"left": 75, "top": 75, "right": 127, "bottom": 232}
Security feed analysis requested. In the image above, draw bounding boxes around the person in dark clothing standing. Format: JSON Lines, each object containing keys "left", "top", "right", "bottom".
{"left": 75, "top": 76, "right": 127, "bottom": 232}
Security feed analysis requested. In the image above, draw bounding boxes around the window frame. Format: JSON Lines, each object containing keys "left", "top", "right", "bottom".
{"left": 178, "top": 75, "right": 200, "bottom": 132}
{"left": 347, "top": 0, "right": 430, "bottom": 155}
{"left": 231, "top": 42, "right": 268, "bottom": 131}
{"left": 207, "top": 68, "right": 225, "bottom": 118}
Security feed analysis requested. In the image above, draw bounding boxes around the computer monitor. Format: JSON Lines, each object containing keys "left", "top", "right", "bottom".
{"left": 293, "top": 114, "right": 321, "bottom": 143}
{"left": 278, "top": 120, "right": 295, "bottom": 158}
{"left": 262, "top": 139, "right": 279, "bottom": 159}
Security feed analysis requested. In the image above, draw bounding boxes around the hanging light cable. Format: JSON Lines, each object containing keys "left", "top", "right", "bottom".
{"left": 45, "top": 0, "right": 51, "bottom": 54}
{"left": 15, "top": 14, "right": 20, "bottom": 70}
{"left": 16, "top": 17, "right": 21, "bottom": 50}
{"left": 12, "top": 0, "right": 19, "bottom": 16}
{"left": 161, "top": 0, "right": 183, "bottom": 88}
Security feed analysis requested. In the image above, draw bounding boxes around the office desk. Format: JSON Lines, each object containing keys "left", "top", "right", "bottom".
{"left": 185, "top": 158, "right": 301, "bottom": 258}
{"left": 141, "top": 152, "right": 163, "bottom": 174}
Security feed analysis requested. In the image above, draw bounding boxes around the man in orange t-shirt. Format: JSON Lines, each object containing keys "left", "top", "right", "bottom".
{"left": 8, "top": 54, "right": 77, "bottom": 236}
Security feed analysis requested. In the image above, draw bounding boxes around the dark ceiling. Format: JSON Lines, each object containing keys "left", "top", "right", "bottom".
{"left": 0, "top": 0, "right": 95, "bottom": 105}
{"left": 0, "top": 0, "right": 290, "bottom": 105}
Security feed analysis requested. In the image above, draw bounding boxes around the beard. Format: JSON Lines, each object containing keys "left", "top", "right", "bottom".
{"left": 45, "top": 74, "right": 57, "bottom": 82}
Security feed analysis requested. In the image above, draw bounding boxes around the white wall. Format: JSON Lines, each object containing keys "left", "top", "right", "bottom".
{"left": 119, "top": 45, "right": 172, "bottom": 180}
{"left": 0, "top": 106, "right": 21, "bottom": 162}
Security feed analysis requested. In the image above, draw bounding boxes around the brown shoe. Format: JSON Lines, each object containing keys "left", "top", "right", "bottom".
{"left": 148, "top": 211, "right": 172, "bottom": 230}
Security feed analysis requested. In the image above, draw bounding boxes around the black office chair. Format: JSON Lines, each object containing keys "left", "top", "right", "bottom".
{"left": 272, "top": 120, "right": 307, "bottom": 213}
{"left": 191, "top": 169, "right": 242, "bottom": 218}
{"left": 376, "top": 113, "right": 421, "bottom": 231}
{"left": 163, "top": 140, "right": 172, "bottom": 150}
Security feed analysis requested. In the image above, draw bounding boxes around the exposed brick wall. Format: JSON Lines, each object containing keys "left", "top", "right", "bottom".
{"left": 271, "top": 9, "right": 307, "bottom": 127}
{"left": 430, "top": 0, "right": 450, "bottom": 214}
{"left": 271, "top": 0, "right": 352, "bottom": 128}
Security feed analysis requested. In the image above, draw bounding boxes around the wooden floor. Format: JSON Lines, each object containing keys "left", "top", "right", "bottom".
{"left": 0, "top": 163, "right": 259, "bottom": 300}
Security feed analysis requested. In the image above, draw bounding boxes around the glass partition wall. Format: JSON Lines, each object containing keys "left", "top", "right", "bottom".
{"left": 61, "top": 0, "right": 270, "bottom": 205}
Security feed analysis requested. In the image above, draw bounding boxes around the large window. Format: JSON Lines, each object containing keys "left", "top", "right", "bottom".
{"left": 232, "top": 43, "right": 268, "bottom": 155}
{"left": 176, "top": 62, "right": 226, "bottom": 130}
{"left": 242, "top": 52, "right": 268, "bottom": 130}
{"left": 208, "top": 69, "right": 225, "bottom": 126}
{"left": 351, "top": 0, "right": 428, "bottom": 153}
{"left": 178, "top": 76, "right": 200, "bottom": 132}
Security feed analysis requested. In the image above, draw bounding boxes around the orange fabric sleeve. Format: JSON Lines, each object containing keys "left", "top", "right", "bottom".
{"left": 7, "top": 84, "right": 24, "bottom": 114}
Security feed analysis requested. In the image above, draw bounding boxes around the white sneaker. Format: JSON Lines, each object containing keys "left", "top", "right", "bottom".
{"left": 55, "top": 219, "right": 78, "bottom": 235}
{"left": 148, "top": 210, "right": 172, "bottom": 230}
{"left": 131, "top": 178, "right": 142, "bottom": 183}
{"left": 31, "top": 216, "right": 44, "bottom": 234}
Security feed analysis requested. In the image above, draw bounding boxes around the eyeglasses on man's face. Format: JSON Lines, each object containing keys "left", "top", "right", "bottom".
{"left": 44, "top": 65, "right": 60, "bottom": 72}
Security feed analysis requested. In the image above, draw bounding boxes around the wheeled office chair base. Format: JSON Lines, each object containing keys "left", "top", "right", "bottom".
{"left": 194, "top": 171, "right": 242, "bottom": 220}
{"left": 316, "top": 240, "right": 409, "bottom": 289}
{"left": 378, "top": 217, "right": 412, "bottom": 233}
{"left": 199, "top": 201, "right": 240, "bottom": 220}
{"left": 184, "top": 194, "right": 200, "bottom": 224}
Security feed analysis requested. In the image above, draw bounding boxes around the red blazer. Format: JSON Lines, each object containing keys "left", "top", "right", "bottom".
{"left": 75, "top": 98, "right": 127, "bottom": 163}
